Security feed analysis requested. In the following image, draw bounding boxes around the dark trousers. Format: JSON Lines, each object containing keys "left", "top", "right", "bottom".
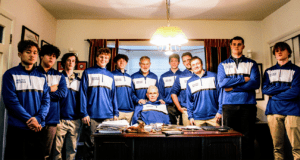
{"left": 5, "top": 125, "right": 44, "bottom": 160}
{"left": 42, "top": 124, "right": 57, "bottom": 160}
{"left": 167, "top": 104, "right": 182, "bottom": 125}
{"left": 223, "top": 104, "right": 257, "bottom": 159}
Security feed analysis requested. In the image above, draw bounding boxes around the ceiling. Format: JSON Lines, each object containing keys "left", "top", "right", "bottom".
{"left": 36, "top": 0, "right": 290, "bottom": 20}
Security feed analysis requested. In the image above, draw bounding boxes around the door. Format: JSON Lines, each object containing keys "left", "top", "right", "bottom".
{"left": 0, "top": 13, "right": 13, "bottom": 160}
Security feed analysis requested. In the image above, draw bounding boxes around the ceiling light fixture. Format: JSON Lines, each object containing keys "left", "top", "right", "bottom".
{"left": 150, "top": 0, "right": 188, "bottom": 55}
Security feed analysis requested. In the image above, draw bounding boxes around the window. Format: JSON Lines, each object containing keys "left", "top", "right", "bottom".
{"left": 108, "top": 40, "right": 205, "bottom": 78}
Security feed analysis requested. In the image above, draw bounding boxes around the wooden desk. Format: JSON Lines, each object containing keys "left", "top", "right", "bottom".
{"left": 93, "top": 129, "right": 242, "bottom": 160}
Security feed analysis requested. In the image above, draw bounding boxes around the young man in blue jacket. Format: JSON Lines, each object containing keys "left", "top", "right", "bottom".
{"left": 135, "top": 85, "right": 170, "bottom": 125}
{"left": 170, "top": 52, "right": 193, "bottom": 126}
{"left": 159, "top": 54, "right": 182, "bottom": 125}
{"left": 112, "top": 54, "right": 134, "bottom": 124}
{"left": 38, "top": 44, "right": 67, "bottom": 160}
{"left": 54, "top": 53, "right": 82, "bottom": 160}
{"left": 2, "top": 40, "right": 50, "bottom": 160}
{"left": 186, "top": 56, "right": 221, "bottom": 126}
{"left": 217, "top": 36, "right": 260, "bottom": 159}
{"left": 262, "top": 42, "right": 300, "bottom": 160}
{"left": 79, "top": 48, "right": 118, "bottom": 158}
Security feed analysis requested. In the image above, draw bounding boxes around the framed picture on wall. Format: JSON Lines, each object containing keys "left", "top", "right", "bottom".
{"left": 41, "top": 40, "right": 50, "bottom": 46}
{"left": 256, "top": 63, "right": 264, "bottom": 100}
{"left": 77, "top": 61, "right": 87, "bottom": 70}
{"left": 21, "top": 25, "right": 39, "bottom": 45}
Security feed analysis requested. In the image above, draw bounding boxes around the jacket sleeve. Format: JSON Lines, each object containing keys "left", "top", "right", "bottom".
{"left": 131, "top": 80, "right": 140, "bottom": 104}
{"left": 79, "top": 70, "right": 89, "bottom": 118}
{"left": 217, "top": 63, "right": 245, "bottom": 88}
{"left": 170, "top": 76, "right": 181, "bottom": 95}
{"left": 233, "top": 62, "right": 260, "bottom": 91}
{"left": 156, "top": 77, "right": 163, "bottom": 101}
{"left": 186, "top": 82, "right": 194, "bottom": 120}
{"left": 158, "top": 76, "right": 166, "bottom": 101}
{"left": 215, "top": 76, "right": 222, "bottom": 115}
{"left": 35, "top": 79, "right": 50, "bottom": 123}
{"left": 49, "top": 74, "right": 67, "bottom": 101}
{"left": 111, "top": 79, "right": 119, "bottom": 117}
{"left": 272, "top": 68, "right": 300, "bottom": 101}
{"left": 262, "top": 70, "right": 290, "bottom": 95}
{"left": 2, "top": 71, "right": 32, "bottom": 123}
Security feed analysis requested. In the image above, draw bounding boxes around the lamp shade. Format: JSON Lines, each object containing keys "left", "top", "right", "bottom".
{"left": 150, "top": 26, "right": 188, "bottom": 46}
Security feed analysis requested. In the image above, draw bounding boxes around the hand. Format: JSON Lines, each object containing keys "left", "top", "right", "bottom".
{"left": 225, "top": 87, "right": 233, "bottom": 92}
{"left": 178, "top": 107, "right": 187, "bottom": 113}
{"left": 26, "top": 117, "right": 40, "bottom": 131}
{"left": 159, "top": 99, "right": 165, "bottom": 104}
{"left": 244, "top": 77, "right": 250, "bottom": 82}
{"left": 82, "top": 116, "right": 90, "bottom": 126}
{"left": 215, "top": 113, "right": 222, "bottom": 123}
{"left": 190, "top": 118, "right": 195, "bottom": 126}
{"left": 50, "top": 84, "right": 58, "bottom": 92}
{"left": 138, "top": 99, "right": 147, "bottom": 105}
{"left": 113, "top": 116, "right": 118, "bottom": 121}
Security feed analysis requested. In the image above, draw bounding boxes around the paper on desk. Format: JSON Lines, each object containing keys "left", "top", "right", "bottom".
{"left": 97, "top": 120, "right": 129, "bottom": 128}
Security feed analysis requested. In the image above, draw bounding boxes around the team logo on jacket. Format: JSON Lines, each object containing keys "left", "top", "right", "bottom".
{"left": 222, "top": 62, "right": 253, "bottom": 76}
{"left": 188, "top": 77, "right": 216, "bottom": 94}
{"left": 133, "top": 77, "right": 156, "bottom": 90}
{"left": 88, "top": 74, "right": 113, "bottom": 89}
{"left": 179, "top": 77, "right": 191, "bottom": 90}
{"left": 13, "top": 75, "right": 45, "bottom": 92}
{"left": 267, "top": 69, "right": 294, "bottom": 83}
{"left": 163, "top": 76, "right": 176, "bottom": 88}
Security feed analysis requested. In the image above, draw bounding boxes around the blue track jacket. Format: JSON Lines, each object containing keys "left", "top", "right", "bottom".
{"left": 134, "top": 101, "right": 170, "bottom": 125}
{"left": 217, "top": 55, "right": 260, "bottom": 105}
{"left": 60, "top": 71, "right": 81, "bottom": 120}
{"left": 37, "top": 66, "right": 67, "bottom": 124}
{"left": 79, "top": 65, "right": 119, "bottom": 119}
{"left": 170, "top": 69, "right": 193, "bottom": 108}
{"left": 262, "top": 61, "right": 300, "bottom": 116}
{"left": 158, "top": 69, "right": 182, "bottom": 105}
{"left": 186, "top": 71, "right": 220, "bottom": 120}
{"left": 112, "top": 69, "right": 134, "bottom": 112}
{"left": 131, "top": 70, "right": 162, "bottom": 104}
{"left": 2, "top": 63, "right": 50, "bottom": 130}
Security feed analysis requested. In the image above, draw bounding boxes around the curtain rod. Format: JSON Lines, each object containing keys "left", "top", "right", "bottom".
{"left": 84, "top": 39, "right": 204, "bottom": 41}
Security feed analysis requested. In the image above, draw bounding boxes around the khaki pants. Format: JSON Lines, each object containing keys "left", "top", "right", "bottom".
{"left": 194, "top": 117, "right": 220, "bottom": 127}
{"left": 119, "top": 111, "right": 134, "bottom": 124}
{"left": 267, "top": 114, "right": 300, "bottom": 160}
{"left": 54, "top": 119, "right": 82, "bottom": 160}
{"left": 182, "top": 110, "right": 189, "bottom": 126}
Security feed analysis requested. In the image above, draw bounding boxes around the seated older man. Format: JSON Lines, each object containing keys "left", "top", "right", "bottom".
{"left": 132, "top": 86, "right": 170, "bottom": 125}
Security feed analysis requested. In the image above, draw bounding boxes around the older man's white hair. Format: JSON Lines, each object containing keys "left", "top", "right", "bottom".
{"left": 147, "top": 85, "right": 158, "bottom": 93}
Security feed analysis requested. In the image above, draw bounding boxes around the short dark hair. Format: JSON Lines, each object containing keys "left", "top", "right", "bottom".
{"left": 190, "top": 56, "right": 203, "bottom": 65}
{"left": 96, "top": 48, "right": 111, "bottom": 58}
{"left": 273, "top": 42, "right": 292, "bottom": 58}
{"left": 181, "top": 52, "right": 192, "bottom": 59}
{"left": 169, "top": 53, "right": 180, "bottom": 62}
{"left": 39, "top": 44, "right": 61, "bottom": 59}
{"left": 61, "top": 53, "right": 79, "bottom": 69}
{"left": 18, "top": 40, "right": 39, "bottom": 53}
{"left": 230, "top": 36, "right": 244, "bottom": 45}
{"left": 140, "top": 56, "right": 150, "bottom": 62}
{"left": 113, "top": 54, "right": 129, "bottom": 63}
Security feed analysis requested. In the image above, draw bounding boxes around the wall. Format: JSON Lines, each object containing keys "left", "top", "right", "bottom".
{"left": 55, "top": 19, "right": 268, "bottom": 120}
{"left": 1, "top": 0, "right": 57, "bottom": 67}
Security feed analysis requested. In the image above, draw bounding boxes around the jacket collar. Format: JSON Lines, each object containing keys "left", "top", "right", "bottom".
{"left": 276, "top": 61, "right": 292, "bottom": 68}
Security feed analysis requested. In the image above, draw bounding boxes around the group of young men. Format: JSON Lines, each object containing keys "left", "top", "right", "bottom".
{"left": 2, "top": 35, "right": 300, "bottom": 160}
